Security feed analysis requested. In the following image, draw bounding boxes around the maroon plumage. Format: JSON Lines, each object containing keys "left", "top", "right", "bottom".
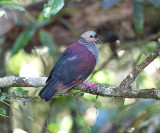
{"left": 39, "top": 31, "right": 101, "bottom": 101}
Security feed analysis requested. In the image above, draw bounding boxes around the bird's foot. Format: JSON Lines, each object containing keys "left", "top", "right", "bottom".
{"left": 82, "top": 81, "right": 98, "bottom": 90}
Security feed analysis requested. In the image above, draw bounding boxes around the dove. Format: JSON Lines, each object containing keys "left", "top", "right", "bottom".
{"left": 39, "top": 31, "right": 101, "bottom": 101}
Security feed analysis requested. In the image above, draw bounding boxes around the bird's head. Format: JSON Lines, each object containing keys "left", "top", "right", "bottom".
{"left": 80, "top": 31, "right": 101, "bottom": 44}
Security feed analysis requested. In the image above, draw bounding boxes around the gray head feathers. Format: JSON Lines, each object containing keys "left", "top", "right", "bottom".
{"left": 80, "top": 31, "right": 101, "bottom": 44}
{"left": 78, "top": 31, "right": 101, "bottom": 62}
{"left": 80, "top": 31, "right": 97, "bottom": 39}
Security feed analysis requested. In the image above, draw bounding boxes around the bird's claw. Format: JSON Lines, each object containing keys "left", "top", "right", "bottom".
{"left": 82, "top": 81, "right": 98, "bottom": 90}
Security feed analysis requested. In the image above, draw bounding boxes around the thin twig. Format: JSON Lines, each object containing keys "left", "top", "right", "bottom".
{"left": 135, "top": 32, "right": 160, "bottom": 47}
{"left": 0, "top": 114, "right": 12, "bottom": 118}
{"left": 0, "top": 100, "right": 51, "bottom": 133}
{"left": 119, "top": 44, "right": 160, "bottom": 90}
{"left": 144, "top": 32, "right": 160, "bottom": 42}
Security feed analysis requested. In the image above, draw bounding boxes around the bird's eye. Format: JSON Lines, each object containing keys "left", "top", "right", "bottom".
{"left": 90, "top": 35, "right": 93, "bottom": 38}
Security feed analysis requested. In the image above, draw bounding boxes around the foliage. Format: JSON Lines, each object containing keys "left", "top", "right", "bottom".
{"left": 0, "top": 0, "right": 25, "bottom": 11}
{"left": 0, "top": 108, "right": 6, "bottom": 115}
{"left": 0, "top": 0, "right": 160, "bottom": 133}
{"left": 0, "top": 95, "right": 5, "bottom": 101}
{"left": 43, "top": 0, "right": 64, "bottom": 18}
{"left": 103, "top": 0, "right": 160, "bottom": 34}
{"left": 0, "top": 95, "right": 6, "bottom": 116}
{"left": 39, "top": 30, "right": 56, "bottom": 56}
{"left": 133, "top": 1, "right": 144, "bottom": 34}
{"left": 148, "top": 0, "right": 160, "bottom": 9}
{"left": 12, "top": 27, "right": 36, "bottom": 56}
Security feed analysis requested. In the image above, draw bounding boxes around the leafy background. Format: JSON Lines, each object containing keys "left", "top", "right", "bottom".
{"left": 0, "top": 0, "right": 160, "bottom": 133}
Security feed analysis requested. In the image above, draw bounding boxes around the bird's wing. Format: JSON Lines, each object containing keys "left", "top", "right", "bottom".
{"left": 39, "top": 43, "right": 96, "bottom": 101}
{"left": 46, "top": 44, "right": 96, "bottom": 88}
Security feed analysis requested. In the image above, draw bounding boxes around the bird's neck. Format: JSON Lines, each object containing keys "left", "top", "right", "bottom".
{"left": 78, "top": 38, "right": 98, "bottom": 62}
{"left": 78, "top": 38, "right": 94, "bottom": 46}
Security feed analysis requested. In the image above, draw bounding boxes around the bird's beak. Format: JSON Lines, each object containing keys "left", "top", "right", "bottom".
{"left": 95, "top": 38, "right": 102, "bottom": 44}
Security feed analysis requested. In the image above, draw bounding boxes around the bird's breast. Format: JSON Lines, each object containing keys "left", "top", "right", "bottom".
{"left": 68, "top": 42, "right": 98, "bottom": 63}
{"left": 85, "top": 44, "right": 98, "bottom": 62}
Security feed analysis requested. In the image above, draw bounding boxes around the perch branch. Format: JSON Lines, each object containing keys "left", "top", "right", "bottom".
{"left": 0, "top": 41, "right": 160, "bottom": 100}
{"left": 1, "top": 77, "right": 160, "bottom": 100}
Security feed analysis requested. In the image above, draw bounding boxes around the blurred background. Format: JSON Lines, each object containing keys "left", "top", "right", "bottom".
{"left": 1, "top": 0, "right": 160, "bottom": 133}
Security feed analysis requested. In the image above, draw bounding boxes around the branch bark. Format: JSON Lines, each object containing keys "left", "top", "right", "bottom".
{"left": 0, "top": 42, "right": 160, "bottom": 100}
{"left": 1, "top": 76, "right": 160, "bottom": 100}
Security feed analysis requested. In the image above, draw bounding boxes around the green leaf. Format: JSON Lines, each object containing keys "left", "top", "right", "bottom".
{"left": 0, "top": 89, "right": 1, "bottom": 94}
{"left": 57, "top": 91, "right": 63, "bottom": 94}
{"left": 0, "top": 95, "right": 5, "bottom": 101}
{"left": 39, "top": 30, "right": 56, "bottom": 56}
{"left": 0, "top": 108, "right": 6, "bottom": 115}
{"left": 59, "top": 8, "right": 79, "bottom": 15}
{"left": 133, "top": 1, "right": 144, "bottom": 34}
{"left": 16, "top": 88, "right": 28, "bottom": 95}
{"left": 0, "top": 0, "right": 25, "bottom": 11}
{"left": 43, "top": 0, "right": 64, "bottom": 18}
{"left": 18, "top": 105, "right": 24, "bottom": 113}
{"left": 148, "top": 0, "right": 160, "bottom": 9}
{"left": 11, "top": 91, "right": 16, "bottom": 99}
{"left": 38, "top": 12, "right": 46, "bottom": 23}
{"left": 22, "top": 90, "right": 29, "bottom": 95}
{"left": 12, "top": 27, "right": 36, "bottom": 56}
{"left": 16, "top": 88, "right": 24, "bottom": 93}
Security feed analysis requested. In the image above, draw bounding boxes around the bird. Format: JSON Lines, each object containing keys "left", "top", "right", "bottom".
{"left": 39, "top": 31, "right": 101, "bottom": 102}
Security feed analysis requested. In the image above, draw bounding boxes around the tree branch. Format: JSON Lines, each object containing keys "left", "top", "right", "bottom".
{"left": 1, "top": 76, "right": 160, "bottom": 100}
{"left": 0, "top": 76, "right": 46, "bottom": 88}
{"left": 119, "top": 44, "right": 160, "bottom": 90}
{"left": 0, "top": 42, "right": 160, "bottom": 100}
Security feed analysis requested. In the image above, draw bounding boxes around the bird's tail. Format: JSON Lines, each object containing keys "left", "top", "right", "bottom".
{"left": 39, "top": 80, "right": 58, "bottom": 102}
